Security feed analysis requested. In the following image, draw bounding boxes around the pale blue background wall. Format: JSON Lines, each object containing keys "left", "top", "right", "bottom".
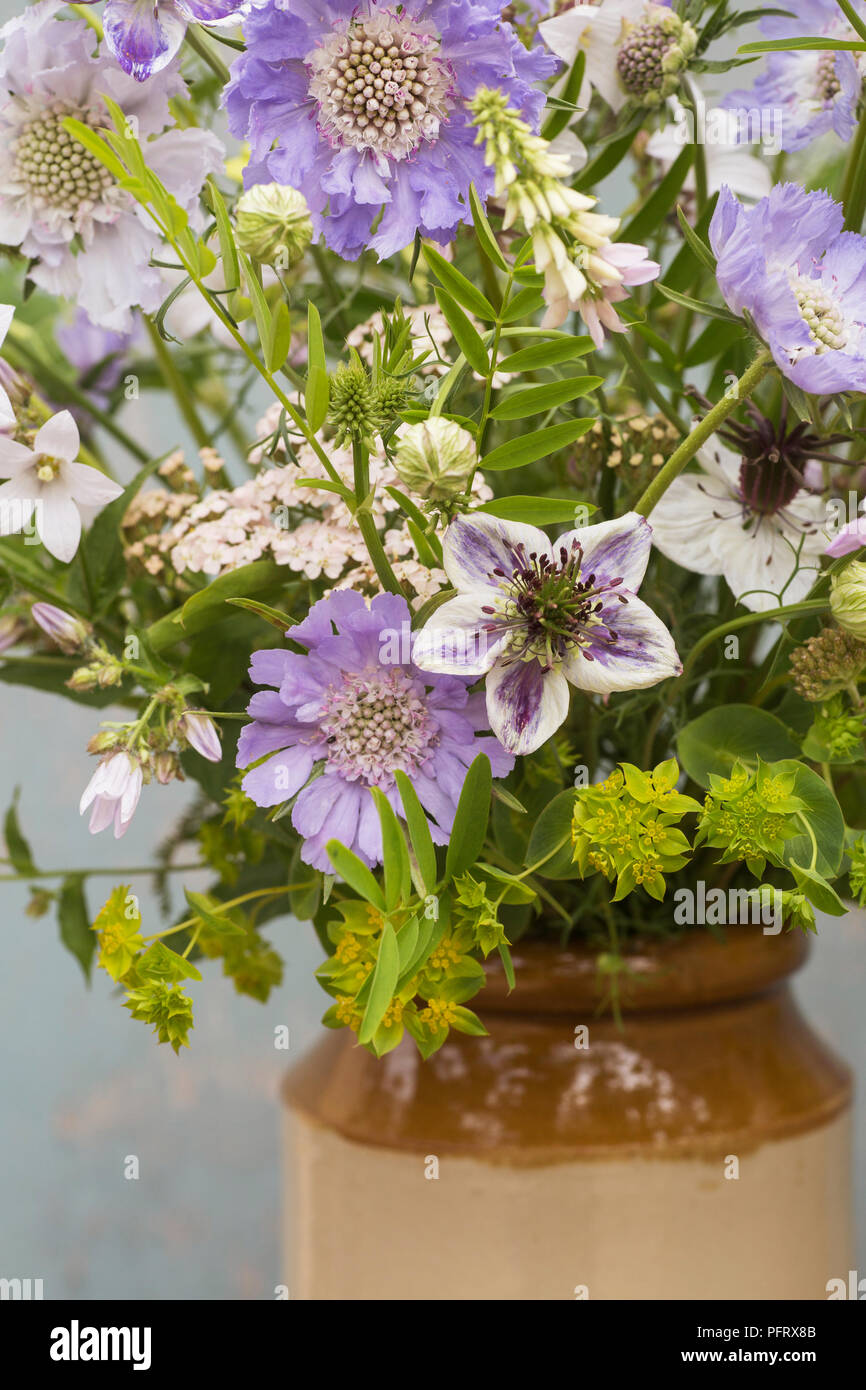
{"left": 0, "top": 2, "right": 863, "bottom": 1299}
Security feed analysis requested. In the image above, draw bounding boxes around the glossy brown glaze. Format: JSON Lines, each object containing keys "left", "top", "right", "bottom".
{"left": 284, "top": 927, "right": 852, "bottom": 1164}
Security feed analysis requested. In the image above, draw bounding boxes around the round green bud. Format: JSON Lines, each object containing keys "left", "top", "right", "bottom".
{"left": 392, "top": 418, "right": 477, "bottom": 501}
{"left": 235, "top": 183, "right": 313, "bottom": 269}
{"left": 830, "top": 561, "right": 866, "bottom": 639}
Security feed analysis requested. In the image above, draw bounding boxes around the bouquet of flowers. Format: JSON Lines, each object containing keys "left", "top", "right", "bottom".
{"left": 3, "top": 0, "right": 866, "bottom": 1059}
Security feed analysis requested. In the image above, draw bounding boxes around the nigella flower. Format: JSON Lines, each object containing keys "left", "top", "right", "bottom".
{"left": 75, "top": 0, "right": 246, "bottom": 83}
{"left": 224, "top": 0, "right": 558, "bottom": 260}
{"left": 711, "top": 183, "right": 866, "bottom": 395}
{"left": 236, "top": 590, "right": 514, "bottom": 871}
{"left": 0, "top": 1, "right": 224, "bottom": 329}
{"left": 0, "top": 410, "right": 122, "bottom": 563}
{"left": 722, "top": 0, "right": 864, "bottom": 152}
{"left": 80, "top": 751, "right": 143, "bottom": 838}
{"left": 649, "top": 442, "right": 828, "bottom": 614}
{"left": 540, "top": 0, "right": 695, "bottom": 114}
{"left": 412, "top": 512, "right": 681, "bottom": 756}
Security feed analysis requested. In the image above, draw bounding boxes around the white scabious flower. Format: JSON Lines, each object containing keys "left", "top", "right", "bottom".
{"left": 0, "top": 0, "right": 224, "bottom": 329}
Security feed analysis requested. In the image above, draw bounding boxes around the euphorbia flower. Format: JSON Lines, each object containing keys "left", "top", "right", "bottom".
{"left": 0, "top": 410, "right": 122, "bottom": 563}
{"left": 413, "top": 511, "right": 681, "bottom": 755}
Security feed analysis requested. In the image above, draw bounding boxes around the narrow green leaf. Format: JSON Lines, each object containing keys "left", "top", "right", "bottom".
{"left": 468, "top": 183, "right": 508, "bottom": 272}
{"left": 394, "top": 769, "right": 437, "bottom": 893}
{"left": 267, "top": 298, "right": 291, "bottom": 372}
{"left": 445, "top": 753, "right": 492, "bottom": 881}
{"left": 370, "top": 788, "right": 411, "bottom": 910}
{"left": 481, "top": 418, "right": 594, "bottom": 471}
{"left": 656, "top": 283, "right": 742, "bottom": 323}
{"left": 184, "top": 889, "right": 248, "bottom": 938}
{"left": 325, "top": 840, "right": 387, "bottom": 911}
{"left": 58, "top": 876, "right": 94, "bottom": 983}
{"left": 307, "top": 299, "right": 326, "bottom": 371}
{"left": 499, "top": 286, "right": 546, "bottom": 323}
{"left": 4, "top": 788, "right": 35, "bottom": 875}
{"left": 435, "top": 287, "right": 489, "bottom": 376}
{"left": 497, "top": 337, "right": 594, "bottom": 372}
{"left": 422, "top": 243, "right": 497, "bottom": 321}
{"left": 358, "top": 922, "right": 400, "bottom": 1044}
{"left": 407, "top": 517, "right": 442, "bottom": 569}
{"left": 542, "top": 49, "right": 586, "bottom": 141}
{"left": 490, "top": 376, "right": 603, "bottom": 420}
{"left": 206, "top": 178, "right": 240, "bottom": 292}
{"left": 305, "top": 363, "right": 330, "bottom": 433}
{"left": 477, "top": 496, "right": 597, "bottom": 526}
{"left": 226, "top": 596, "right": 298, "bottom": 630}
{"left": 675, "top": 205, "right": 717, "bottom": 272}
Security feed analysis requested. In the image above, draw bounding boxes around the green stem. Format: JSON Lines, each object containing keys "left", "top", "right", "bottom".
{"left": 0, "top": 862, "right": 205, "bottom": 882}
{"left": 182, "top": 25, "right": 231, "bottom": 84}
{"left": 311, "top": 244, "right": 350, "bottom": 339}
{"left": 613, "top": 335, "right": 686, "bottom": 432}
{"left": 836, "top": 0, "right": 866, "bottom": 44}
{"left": 633, "top": 351, "right": 773, "bottom": 517}
{"left": 352, "top": 440, "right": 403, "bottom": 595}
{"left": 841, "top": 97, "right": 866, "bottom": 231}
{"left": 145, "top": 318, "right": 212, "bottom": 450}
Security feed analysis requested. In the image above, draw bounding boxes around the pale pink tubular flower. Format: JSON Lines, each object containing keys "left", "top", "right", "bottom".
{"left": 179, "top": 710, "right": 222, "bottom": 762}
{"left": 80, "top": 752, "right": 143, "bottom": 838}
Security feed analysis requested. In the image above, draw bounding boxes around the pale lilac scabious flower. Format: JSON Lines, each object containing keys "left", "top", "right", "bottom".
{"left": 224, "top": 0, "right": 558, "bottom": 260}
{"left": 75, "top": 0, "right": 246, "bottom": 83}
{"left": 413, "top": 512, "right": 681, "bottom": 756}
{"left": 723, "top": 0, "right": 864, "bottom": 152}
{"left": 0, "top": 1, "right": 224, "bottom": 329}
{"left": 80, "top": 751, "right": 143, "bottom": 838}
{"left": 236, "top": 590, "right": 514, "bottom": 871}
{"left": 711, "top": 183, "right": 866, "bottom": 395}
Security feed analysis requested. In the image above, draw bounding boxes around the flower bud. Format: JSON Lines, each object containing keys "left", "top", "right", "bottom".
{"left": 0, "top": 614, "right": 26, "bottom": 652}
{"left": 179, "top": 710, "right": 222, "bottom": 763}
{"left": 31, "top": 602, "right": 91, "bottom": 653}
{"left": 235, "top": 183, "right": 313, "bottom": 269}
{"left": 153, "top": 751, "right": 182, "bottom": 785}
{"left": 830, "top": 562, "right": 866, "bottom": 639}
{"left": 393, "top": 418, "right": 477, "bottom": 501}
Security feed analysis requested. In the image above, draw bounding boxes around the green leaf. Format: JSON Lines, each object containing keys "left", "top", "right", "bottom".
{"left": 526, "top": 789, "right": 578, "bottom": 878}
{"left": 325, "top": 840, "right": 387, "bottom": 911}
{"left": 4, "top": 787, "right": 35, "bottom": 875}
{"left": 146, "top": 560, "right": 284, "bottom": 651}
{"left": 435, "top": 286, "right": 489, "bottom": 375}
{"left": 225, "top": 595, "right": 297, "bottom": 631}
{"left": 773, "top": 761, "right": 846, "bottom": 878}
{"left": 307, "top": 299, "right": 326, "bottom": 371}
{"left": 477, "top": 496, "right": 597, "bottom": 526}
{"left": 499, "top": 286, "right": 546, "bottom": 323}
{"left": 422, "top": 243, "right": 497, "bottom": 321}
{"left": 358, "top": 922, "right": 400, "bottom": 1045}
{"left": 58, "top": 875, "right": 94, "bottom": 982}
{"left": 370, "top": 788, "right": 411, "bottom": 910}
{"left": 675, "top": 205, "right": 717, "bottom": 272}
{"left": 656, "top": 283, "right": 743, "bottom": 324}
{"left": 407, "top": 517, "right": 442, "bottom": 569}
{"left": 206, "top": 178, "right": 240, "bottom": 292}
{"left": 393, "top": 769, "right": 438, "bottom": 893}
{"left": 468, "top": 183, "right": 508, "bottom": 272}
{"left": 789, "top": 862, "right": 847, "bottom": 916}
{"left": 490, "top": 376, "right": 603, "bottom": 421}
{"left": 542, "top": 48, "right": 586, "bottom": 141}
{"left": 445, "top": 753, "right": 492, "bottom": 881}
{"left": 497, "top": 337, "right": 594, "bottom": 373}
{"left": 678, "top": 706, "right": 800, "bottom": 786}
{"left": 619, "top": 147, "right": 693, "bottom": 244}
{"left": 305, "top": 363, "right": 330, "bottom": 433}
{"left": 450, "top": 1005, "right": 488, "bottom": 1037}
{"left": 738, "top": 36, "right": 866, "bottom": 52}
{"left": 184, "top": 889, "right": 248, "bottom": 939}
{"left": 481, "top": 418, "right": 594, "bottom": 471}
{"left": 266, "top": 298, "right": 291, "bottom": 373}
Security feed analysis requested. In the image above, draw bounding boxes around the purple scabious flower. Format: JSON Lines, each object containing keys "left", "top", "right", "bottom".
{"left": 75, "top": 0, "right": 246, "bottom": 83}
{"left": 236, "top": 590, "right": 514, "bottom": 871}
{"left": 722, "top": 0, "right": 864, "bottom": 152}
{"left": 0, "top": 1, "right": 224, "bottom": 330}
{"left": 711, "top": 183, "right": 866, "bottom": 395}
{"left": 224, "top": 0, "right": 558, "bottom": 260}
{"left": 412, "top": 511, "right": 681, "bottom": 756}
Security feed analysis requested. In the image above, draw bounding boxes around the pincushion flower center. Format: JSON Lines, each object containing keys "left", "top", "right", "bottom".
{"left": 319, "top": 668, "right": 440, "bottom": 782}
{"left": 792, "top": 275, "right": 848, "bottom": 354}
{"left": 814, "top": 52, "right": 841, "bottom": 105}
{"left": 14, "top": 103, "right": 114, "bottom": 213}
{"left": 489, "top": 542, "right": 627, "bottom": 669}
{"left": 616, "top": 19, "right": 676, "bottom": 97}
{"left": 307, "top": 11, "right": 455, "bottom": 161}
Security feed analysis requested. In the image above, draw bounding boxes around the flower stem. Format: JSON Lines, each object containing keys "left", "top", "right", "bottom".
{"left": 0, "top": 863, "right": 205, "bottom": 882}
{"left": 145, "top": 318, "right": 212, "bottom": 450}
{"left": 633, "top": 350, "right": 774, "bottom": 517}
{"left": 841, "top": 96, "right": 866, "bottom": 231}
{"left": 183, "top": 26, "right": 231, "bottom": 85}
{"left": 351, "top": 439, "right": 403, "bottom": 594}
{"left": 613, "top": 334, "right": 686, "bottom": 432}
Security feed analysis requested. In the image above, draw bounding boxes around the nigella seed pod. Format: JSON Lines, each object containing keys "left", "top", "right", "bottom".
{"left": 392, "top": 417, "right": 477, "bottom": 501}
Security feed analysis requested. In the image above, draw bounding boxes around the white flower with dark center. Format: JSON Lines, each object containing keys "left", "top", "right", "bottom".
{"left": 0, "top": 410, "right": 122, "bottom": 563}
{"left": 413, "top": 511, "right": 681, "bottom": 755}
{"left": 0, "top": 1, "right": 223, "bottom": 328}
{"left": 648, "top": 442, "right": 829, "bottom": 612}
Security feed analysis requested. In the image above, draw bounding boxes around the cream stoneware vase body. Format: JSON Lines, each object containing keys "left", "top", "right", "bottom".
{"left": 283, "top": 927, "right": 853, "bottom": 1300}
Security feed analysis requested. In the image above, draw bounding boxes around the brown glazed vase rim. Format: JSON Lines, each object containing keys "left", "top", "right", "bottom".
{"left": 482, "top": 925, "right": 810, "bottom": 1017}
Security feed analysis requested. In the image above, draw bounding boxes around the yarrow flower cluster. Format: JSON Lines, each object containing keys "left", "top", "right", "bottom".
{"left": 711, "top": 183, "right": 866, "bottom": 394}
{"left": 224, "top": 0, "right": 558, "bottom": 259}
{"left": 471, "top": 87, "right": 659, "bottom": 343}
{"left": 236, "top": 590, "right": 514, "bottom": 869}
{"left": 0, "top": 1, "right": 223, "bottom": 328}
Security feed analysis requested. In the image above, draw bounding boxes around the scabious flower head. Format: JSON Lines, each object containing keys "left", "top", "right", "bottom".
{"left": 224, "top": 0, "right": 558, "bottom": 260}
{"left": 236, "top": 590, "right": 514, "bottom": 871}
{"left": 541, "top": 0, "right": 694, "bottom": 114}
{"left": 0, "top": 1, "right": 223, "bottom": 329}
{"left": 0, "top": 410, "right": 123, "bottom": 563}
{"left": 413, "top": 511, "right": 681, "bottom": 755}
{"left": 649, "top": 441, "right": 828, "bottom": 614}
{"left": 723, "top": 0, "right": 864, "bottom": 153}
{"left": 77, "top": 0, "right": 247, "bottom": 83}
{"left": 711, "top": 183, "right": 866, "bottom": 395}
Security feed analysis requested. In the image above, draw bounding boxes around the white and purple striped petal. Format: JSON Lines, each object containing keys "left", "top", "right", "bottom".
{"left": 565, "top": 595, "right": 682, "bottom": 696}
{"left": 412, "top": 592, "right": 510, "bottom": 677}
{"left": 557, "top": 511, "right": 653, "bottom": 593}
{"left": 102, "top": 0, "right": 186, "bottom": 82}
{"left": 485, "top": 660, "right": 570, "bottom": 757}
{"left": 441, "top": 512, "right": 554, "bottom": 594}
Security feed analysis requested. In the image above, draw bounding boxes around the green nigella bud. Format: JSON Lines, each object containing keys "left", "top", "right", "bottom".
{"left": 234, "top": 183, "right": 313, "bottom": 269}
{"left": 393, "top": 418, "right": 478, "bottom": 501}
{"left": 830, "top": 562, "right": 866, "bottom": 639}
